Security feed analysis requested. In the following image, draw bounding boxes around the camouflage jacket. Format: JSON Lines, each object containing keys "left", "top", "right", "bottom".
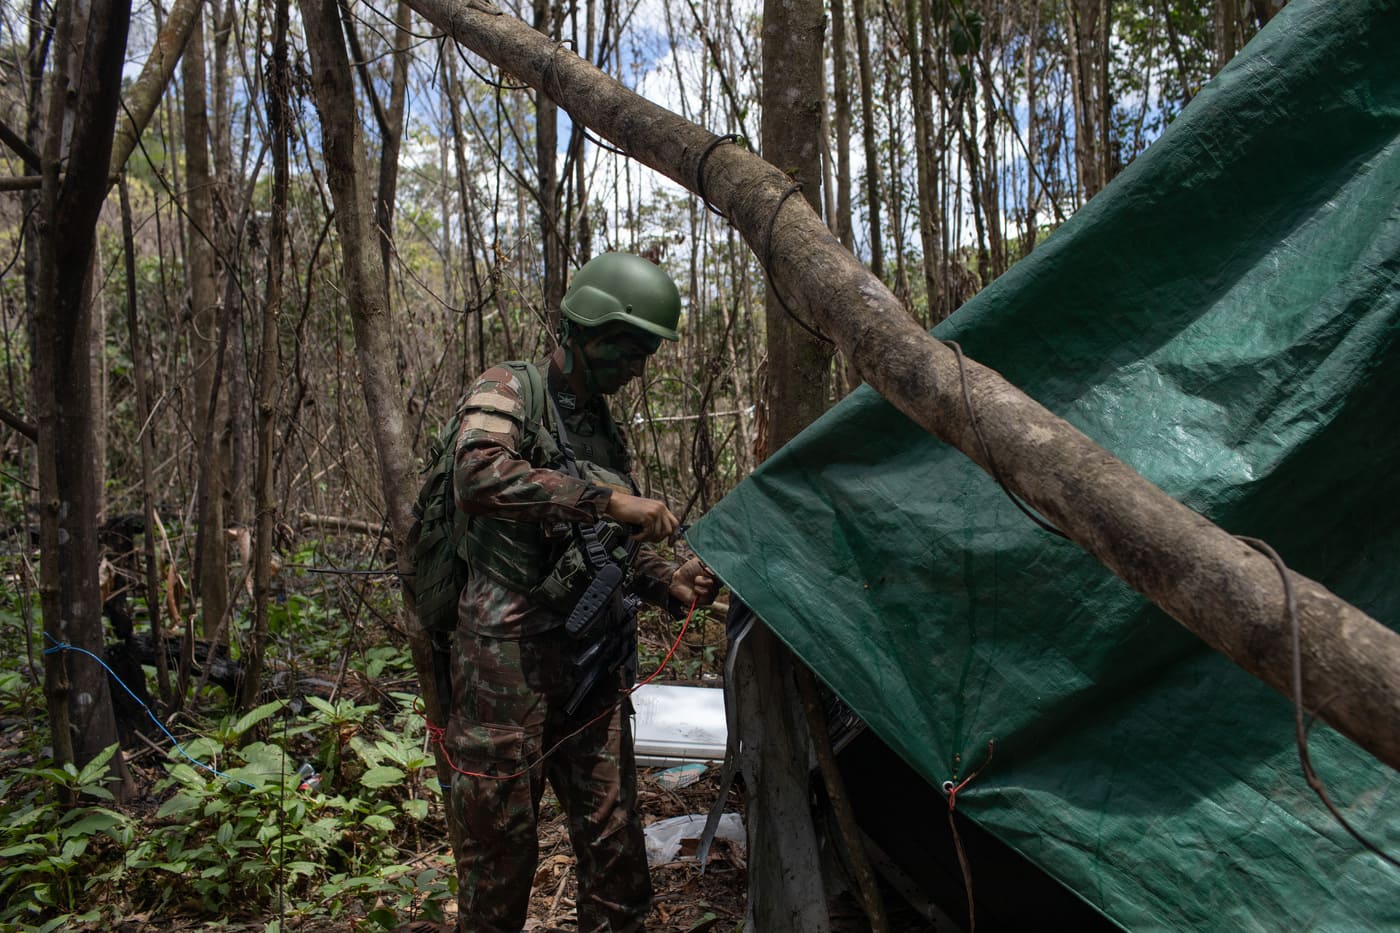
{"left": 452, "top": 359, "right": 675, "bottom": 638}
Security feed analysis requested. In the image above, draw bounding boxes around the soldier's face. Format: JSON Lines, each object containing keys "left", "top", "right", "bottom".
{"left": 581, "top": 327, "right": 661, "bottom": 394}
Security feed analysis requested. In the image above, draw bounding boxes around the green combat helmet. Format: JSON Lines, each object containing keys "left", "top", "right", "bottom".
{"left": 560, "top": 252, "right": 682, "bottom": 341}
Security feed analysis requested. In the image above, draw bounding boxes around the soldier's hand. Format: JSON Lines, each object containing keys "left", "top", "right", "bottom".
{"left": 605, "top": 491, "right": 679, "bottom": 542}
{"left": 669, "top": 558, "right": 719, "bottom": 607}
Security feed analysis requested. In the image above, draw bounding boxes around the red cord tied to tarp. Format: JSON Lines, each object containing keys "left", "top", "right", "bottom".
{"left": 943, "top": 740, "right": 995, "bottom": 933}
{"left": 942, "top": 739, "right": 995, "bottom": 812}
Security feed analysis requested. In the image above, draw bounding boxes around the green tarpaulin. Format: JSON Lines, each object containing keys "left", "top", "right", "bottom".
{"left": 689, "top": 0, "right": 1400, "bottom": 927}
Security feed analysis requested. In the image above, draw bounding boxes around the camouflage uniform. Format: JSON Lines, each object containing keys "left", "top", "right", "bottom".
{"left": 446, "top": 360, "right": 673, "bottom": 933}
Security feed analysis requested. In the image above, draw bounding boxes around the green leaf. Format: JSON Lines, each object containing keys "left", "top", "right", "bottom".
{"left": 232, "top": 700, "right": 287, "bottom": 737}
{"left": 156, "top": 794, "right": 199, "bottom": 818}
{"left": 367, "top": 907, "right": 398, "bottom": 929}
{"left": 361, "top": 813, "right": 395, "bottom": 833}
{"left": 348, "top": 735, "right": 381, "bottom": 768}
{"left": 359, "top": 766, "right": 405, "bottom": 789}
{"left": 168, "top": 762, "right": 206, "bottom": 786}
{"left": 18, "top": 765, "right": 73, "bottom": 785}
{"left": 62, "top": 809, "right": 127, "bottom": 838}
{"left": 402, "top": 798, "right": 429, "bottom": 821}
{"left": 58, "top": 836, "right": 88, "bottom": 861}
{"left": 76, "top": 743, "right": 119, "bottom": 788}
{"left": 285, "top": 860, "right": 320, "bottom": 880}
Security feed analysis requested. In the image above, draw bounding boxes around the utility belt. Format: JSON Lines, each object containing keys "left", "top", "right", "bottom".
{"left": 530, "top": 511, "right": 635, "bottom": 616}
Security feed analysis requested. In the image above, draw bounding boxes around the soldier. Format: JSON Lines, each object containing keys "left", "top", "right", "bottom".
{"left": 445, "top": 252, "right": 718, "bottom": 932}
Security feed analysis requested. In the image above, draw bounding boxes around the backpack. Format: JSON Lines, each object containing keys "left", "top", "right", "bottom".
{"left": 406, "top": 361, "right": 549, "bottom": 639}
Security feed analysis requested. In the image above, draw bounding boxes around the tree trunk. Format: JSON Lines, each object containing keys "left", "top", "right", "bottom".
{"left": 300, "top": 0, "right": 456, "bottom": 809}
{"left": 903, "top": 0, "right": 941, "bottom": 316}
{"left": 33, "top": 0, "right": 135, "bottom": 798}
{"left": 375, "top": 0, "right": 414, "bottom": 289}
{"left": 182, "top": 13, "right": 230, "bottom": 641}
{"left": 830, "top": 0, "right": 852, "bottom": 251}
{"left": 210, "top": 0, "right": 246, "bottom": 533}
{"left": 978, "top": 2, "right": 1005, "bottom": 277}
{"left": 742, "top": 0, "right": 836, "bottom": 927}
{"left": 1214, "top": 0, "right": 1240, "bottom": 71}
{"left": 405, "top": 0, "right": 1400, "bottom": 774}
{"left": 241, "top": 0, "right": 291, "bottom": 711}
{"left": 119, "top": 178, "right": 171, "bottom": 706}
{"left": 851, "top": 0, "right": 883, "bottom": 281}
{"left": 1067, "top": 0, "right": 1114, "bottom": 201}
{"left": 1022, "top": 0, "right": 1041, "bottom": 255}
{"left": 443, "top": 48, "right": 488, "bottom": 377}
{"left": 535, "top": 0, "right": 566, "bottom": 320}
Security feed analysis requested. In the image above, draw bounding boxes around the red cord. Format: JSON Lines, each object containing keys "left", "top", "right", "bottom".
{"left": 629, "top": 595, "right": 695, "bottom": 692}
{"left": 945, "top": 739, "right": 995, "bottom": 812}
{"left": 420, "top": 596, "right": 700, "bottom": 782}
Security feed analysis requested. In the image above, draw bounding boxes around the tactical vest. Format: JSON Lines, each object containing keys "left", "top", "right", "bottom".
{"left": 460, "top": 360, "right": 635, "bottom": 613}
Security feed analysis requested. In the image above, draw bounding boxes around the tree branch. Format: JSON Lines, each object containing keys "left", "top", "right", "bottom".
{"left": 108, "top": 0, "right": 204, "bottom": 177}
{"left": 0, "top": 404, "right": 37, "bottom": 440}
{"left": 0, "top": 117, "right": 41, "bottom": 171}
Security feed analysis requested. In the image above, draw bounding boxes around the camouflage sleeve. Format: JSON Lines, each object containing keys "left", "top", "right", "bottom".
{"left": 452, "top": 365, "right": 611, "bottom": 523}
{"left": 629, "top": 545, "right": 678, "bottom": 608}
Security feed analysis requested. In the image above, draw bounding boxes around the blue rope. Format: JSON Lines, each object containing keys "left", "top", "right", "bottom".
{"left": 43, "top": 632, "right": 257, "bottom": 789}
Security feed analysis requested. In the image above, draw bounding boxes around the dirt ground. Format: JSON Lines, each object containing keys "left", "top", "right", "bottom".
{"left": 519, "top": 763, "right": 748, "bottom": 932}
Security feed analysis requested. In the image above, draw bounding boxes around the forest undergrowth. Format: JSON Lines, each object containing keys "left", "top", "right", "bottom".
{"left": 0, "top": 527, "right": 741, "bottom": 932}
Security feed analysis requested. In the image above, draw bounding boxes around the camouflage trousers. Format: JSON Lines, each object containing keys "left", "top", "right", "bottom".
{"left": 445, "top": 626, "right": 651, "bottom": 933}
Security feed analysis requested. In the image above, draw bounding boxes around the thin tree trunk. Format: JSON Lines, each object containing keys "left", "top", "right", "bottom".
{"left": 33, "top": 0, "right": 135, "bottom": 798}
{"left": 1066, "top": 0, "right": 1090, "bottom": 202}
{"left": 830, "top": 0, "right": 852, "bottom": 251}
{"left": 300, "top": 0, "right": 455, "bottom": 807}
{"left": 405, "top": 0, "right": 1400, "bottom": 774}
{"left": 210, "top": 0, "right": 244, "bottom": 533}
{"left": 1214, "top": 0, "right": 1239, "bottom": 72}
{"left": 978, "top": 2, "right": 1005, "bottom": 277}
{"left": 961, "top": 96, "right": 991, "bottom": 286}
{"left": 535, "top": 0, "right": 565, "bottom": 319}
{"left": 1097, "top": 0, "right": 1113, "bottom": 190}
{"left": 851, "top": 0, "right": 883, "bottom": 281}
{"left": 183, "top": 13, "right": 230, "bottom": 641}
{"left": 1022, "top": 0, "right": 1041, "bottom": 255}
{"left": 443, "top": 49, "right": 488, "bottom": 377}
{"left": 119, "top": 177, "right": 171, "bottom": 706}
{"left": 882, "top": 40, "right": 911, "bottom": 308}
{"left": 241, "top": 0, "right": 291, "bottom": 711}
{"left": 375, "top": 0, "right": 414, "bottom": 288}
{"left": 904, "top": 0, "right": 940, "bottom": 316}
{"left": 1160, "top": 0, "right": 1194, "bottom": 110}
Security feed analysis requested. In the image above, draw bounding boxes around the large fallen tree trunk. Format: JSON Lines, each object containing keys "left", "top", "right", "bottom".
{"left": 402, "top": 0, "right": 1400, "bottom": 773}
